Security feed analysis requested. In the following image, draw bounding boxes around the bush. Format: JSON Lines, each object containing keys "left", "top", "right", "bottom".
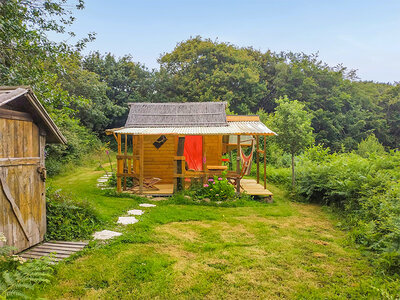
{"left": 106, "top": 172, "right": 135, "bottom": 188}
{"left": 194, "top": 173, "right": 236, "bottom": 201}
{"left": 46, "top": 187, "right": 102, "bottom": 240}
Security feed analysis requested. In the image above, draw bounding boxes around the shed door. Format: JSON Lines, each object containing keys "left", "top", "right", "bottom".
{"left": 184, "top": 135, "right": 203, "bottom": 171}
{"left": 0, "top": 116, "right": 45, "bottom": 252}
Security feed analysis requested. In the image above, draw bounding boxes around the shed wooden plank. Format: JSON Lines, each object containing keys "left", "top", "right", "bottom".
{"left": 49, "top": 241, "right": 88, "bottom": 246}
{"left": 0, "top": 171, "right": 31, "bottom": 243}
{"left": 14, "top": 121, "right": 23, "bottom": 158}
{"left": 0, "top": 118, "right": 5, "bottom": 157}
{"left": 37, "top": 244, "right": 85, "bottom": 251}
{"left": 25, "top": 250, "right": 72, "bottom": 258}
{"left": 41, "top": 243, "right": 85, "bottom": 250}
{"left": 26, "top": 248, "right": 76, "bottom": 255}
{"left": 6, "top": 119, "right": 14, "bottom": 157}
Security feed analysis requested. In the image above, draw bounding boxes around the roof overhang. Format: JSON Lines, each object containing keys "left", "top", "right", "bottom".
{"left": 106, "top": 121, "right": 276, "bottom": 136}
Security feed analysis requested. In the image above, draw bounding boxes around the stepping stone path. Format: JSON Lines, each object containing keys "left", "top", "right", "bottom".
{"left": 128, "top": 209, "right": 144, "bottom": 216}
{"left": 93, "top": 230, "right": 122, "bottom": 240}
{"left": 117, "top": 217, "right": 139, "bottom": 225}
{"left": 97, "top": 173, "right": 113, "bottom": 190}
{"left": 139, "top": 203, "right": 157, "bottom": 208}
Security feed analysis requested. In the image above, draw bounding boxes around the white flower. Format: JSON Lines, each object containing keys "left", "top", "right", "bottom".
{"left": 12, "top": 255, "right": 26, "bottom": 264}
{"left": 0, "top": 232, "right": 6, "bottom": 243}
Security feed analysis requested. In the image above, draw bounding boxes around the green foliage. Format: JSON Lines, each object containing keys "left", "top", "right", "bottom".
{"left": 272, "top": 96, "right": 314, "bottom": 188}
{"left": 356, "top": 134, "right": 386, "bottom": 158}
{"left": 0, "top": 257, "right": 54, "bottom": 299}
{"left": 272, "top": 96, "right": 314, "bottom": 156}
{"left": 45, "top": 115, "right": 101, "bottom": 176}
{"left": 158, "top": 37, "right": 267, "bottom": 114}
{"left": 82, "top": 52, "right": 154, "bottom": 128}
{"left": 156, "top": 39, "right": 398, "bottom": 150}
{"left": 195, "top": 174, "right": 236, "bottom": 202}
{"left": 46, "top": 186, "right": 102, "bottom": 240}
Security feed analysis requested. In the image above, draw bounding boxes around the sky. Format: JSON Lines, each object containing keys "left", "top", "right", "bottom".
{"left": 62, "top": 0, "right": 400, "bottom": 83}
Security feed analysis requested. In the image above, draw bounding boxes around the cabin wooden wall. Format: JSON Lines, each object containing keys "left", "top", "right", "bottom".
{"left": 0, "top": 115, "right": 45, "bottom": 252}
{"left": 141, "top": 135, "right": 176, "bottom": 183}
{"left": 132, "top": 135, "right": 223, "bottom": 184}
{"left": 203, "top": 135, "right": 223, "bottom": 167}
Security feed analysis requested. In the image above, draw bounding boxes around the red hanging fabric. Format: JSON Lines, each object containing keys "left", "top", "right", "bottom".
{"left": 183, "top": 135, "right": 203, "bottom": 171}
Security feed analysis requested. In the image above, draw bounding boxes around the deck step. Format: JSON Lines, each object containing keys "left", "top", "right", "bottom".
{"left": 19, "top": 241, "right": 88, "bottom": 262}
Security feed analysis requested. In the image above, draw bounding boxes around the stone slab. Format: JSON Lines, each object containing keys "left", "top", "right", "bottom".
{"left": 117, "top": 216, "right": 139, "bottom": 225}
{"left": 139, "top": 203, "right": 156, "bottom": 208}
{"left": 128, "top": 209, "right": 144, "bottom": 216}
{"left": 93, "top": 230, "right": 122, "bottom": 240}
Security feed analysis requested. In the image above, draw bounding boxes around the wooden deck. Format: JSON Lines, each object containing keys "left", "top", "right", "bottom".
{"left": 126, "top": 178, "right": 273, "bottom": 198}
{"left": 19, "top": 241, "right": 88, "bottom": 262}
{"left": 240, "top": 179, "right": 273, "bottom": 198}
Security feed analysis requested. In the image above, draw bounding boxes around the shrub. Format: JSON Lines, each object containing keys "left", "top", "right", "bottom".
{"left": 106, "top": 172, "right": 136, "bottom": 188}
{"left": 46, "top": 187, "right": 102, "bottom": 240}
{"left": 195, "top": 173, "right": 236, "bottom": 201}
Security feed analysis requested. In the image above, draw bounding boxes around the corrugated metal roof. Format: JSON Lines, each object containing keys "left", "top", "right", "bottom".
{"left": 112, "top": 121, "right": 276, "bottom": 136}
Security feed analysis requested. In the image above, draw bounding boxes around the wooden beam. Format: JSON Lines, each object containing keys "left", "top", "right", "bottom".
{"left": 226, "top": 115, "right": 260, "bottom": 122}
{"left": 0, "top": 108, "right": 33, "bottom": 122}
{"left": 236, "top": 135, "right": 241, "bottom": 193}
{"left": 139, "top": 135, "right": 144, "bottom": 194}
{"left": 117, "top": 134, "right": 122, "bottom": 192}
{"left": 256, "top": 136, "right": 260, "bottom": 183}
{"left": 174, "top": 136, "right": 186, "bottom": 192}
{"left": 0, "top": 157, "right": 40, "bottom": 167}
{"left": 124, "top": 134, "right": 127, "bottom": 191}
{"left": 264, "top": 136, "right": 267, "bottom": 190}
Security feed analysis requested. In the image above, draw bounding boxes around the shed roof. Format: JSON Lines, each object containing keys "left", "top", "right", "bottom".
{"left": 125, "top": 102, "right": 228, "bottom": 127}
{"left": 0, "top": 87, "right": 66, "bottom": 144}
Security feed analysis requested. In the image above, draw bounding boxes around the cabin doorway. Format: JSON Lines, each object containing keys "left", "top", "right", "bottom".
{"left": 183, "top": 135, "right": 203, "bottom": 171}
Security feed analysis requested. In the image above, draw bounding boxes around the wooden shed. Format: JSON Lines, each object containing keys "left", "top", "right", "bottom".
{"left": 0, "top": 87, "right": 66, "bottom": 252}
{"left": 106, "top": 102, "right": 276, "bottom": 197}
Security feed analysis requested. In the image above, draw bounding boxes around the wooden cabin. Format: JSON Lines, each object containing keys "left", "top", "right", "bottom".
{"left": 0, "top": 87, "right": 66, "bottom": 252}
{"left": 106, "top": 102, "right": 276, "bottom": 197}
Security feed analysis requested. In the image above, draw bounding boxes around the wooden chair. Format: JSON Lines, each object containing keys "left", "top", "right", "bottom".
{"left": 124, "top": 166, "right": 162, "bottom": 191}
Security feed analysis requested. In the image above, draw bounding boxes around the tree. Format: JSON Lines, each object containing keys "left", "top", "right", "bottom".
{"left": 356, "top": 134, "right": 385, "bottom": 158}
{"left": 82, "top": 52, "right": 154, "bottom": 128}
{"left": 273, "top": 96, "right": 314, "bottom": 189}
{"left": 158, "top": 37, "right": 268, "bottom": 114}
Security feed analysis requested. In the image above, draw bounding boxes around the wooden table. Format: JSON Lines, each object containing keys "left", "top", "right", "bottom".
{"left": 207, "top": 165, "right": 228, "bottom": 171}
{"left": 206, "top": 165, "right": 228, "bottom": 178}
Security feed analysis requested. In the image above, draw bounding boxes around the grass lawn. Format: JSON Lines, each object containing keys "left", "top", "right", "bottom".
{"left": 35, "top": 163, "right": 397, "bottom": 299}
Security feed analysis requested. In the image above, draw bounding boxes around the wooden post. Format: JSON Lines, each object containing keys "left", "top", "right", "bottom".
{"left": 264, "top": 135, "right": 267, "bottom": 190}
{"left": 174, "top": 136, "right": 185, "bottom": 192}
{"left": 123, "top": 134, "right": 127, "bottom": 191}
{"left": 39, "top": 131, "right": 46, "bottom": 242}
{"left": 256, "top": 135, "right": 260, "bottom": 184}
{"left": 117, "top": 134, "right": 122, "bottom": 192}
{"left": 139, "top": 135, "right": 144, "bottom": 194}
{"left": 236, "top": 135, "right": 241, "bottom": 194}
